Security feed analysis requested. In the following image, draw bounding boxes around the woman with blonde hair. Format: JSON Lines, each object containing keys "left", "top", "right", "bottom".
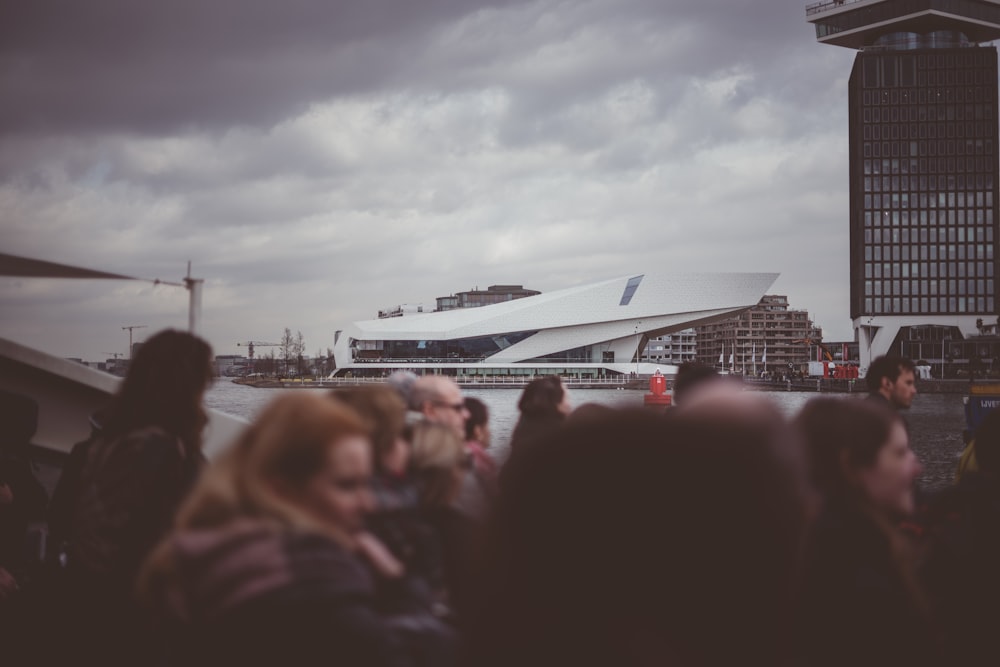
{"left": 411, "top": 421, "right": 467, "bottom": 508}
{"left": 408, "top": 421, "right": 480, "bottom": 618}
{"left": 139, "top": 392, "right": 432, "bottom": 667}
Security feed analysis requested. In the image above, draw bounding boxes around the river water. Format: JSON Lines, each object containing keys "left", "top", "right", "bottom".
{"left": 205, "top": 379, "right": 969, "bottom": 491}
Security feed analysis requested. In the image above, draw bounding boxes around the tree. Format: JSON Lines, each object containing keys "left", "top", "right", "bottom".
{"left": 258, "top": 352, "right": 276, "bottom": 376}
{"left": 294, "top": 331, "right": 306, "bottom": 376}
{"left": 281, "top": 328, "right": 294, "bottom": 376}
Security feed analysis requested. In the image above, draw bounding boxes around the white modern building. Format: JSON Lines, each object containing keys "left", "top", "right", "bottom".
{"left": 332, "top": 272, "right": 779, "bottom": 379}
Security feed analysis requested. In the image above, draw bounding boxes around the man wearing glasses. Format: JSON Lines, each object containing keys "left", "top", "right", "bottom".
{"left": 411, "top": 375, "right": 469, "bottom": 439}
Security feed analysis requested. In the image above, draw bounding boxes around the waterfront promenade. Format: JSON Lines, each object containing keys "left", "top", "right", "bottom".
{"left": 235, "top": 375, "right": 636, "bottom": 389}
{"left": 236, "top": 374, "right": 988, "bottom": 394}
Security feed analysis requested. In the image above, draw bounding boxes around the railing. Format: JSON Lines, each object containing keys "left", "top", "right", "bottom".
{"left": 306, "top": 375, "right": 633, "bottom": 387}
{"left": 454, "top": 376, "right": 630, "bottom": 386}
{"left": 806, "top": 0, "right": 867, "bottom": 17}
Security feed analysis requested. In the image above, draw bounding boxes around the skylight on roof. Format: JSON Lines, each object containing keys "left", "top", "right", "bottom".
{"left": 619, "top": 275, "right": 644, "bottom": 306}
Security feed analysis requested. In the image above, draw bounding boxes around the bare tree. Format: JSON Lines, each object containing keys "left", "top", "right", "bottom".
{"left": 295, "top": 331, "right": 306, "bottom": 376}
{"left": 281, "top": 328, "right": 294, "bottom": 376}
{"left": 258, "top": 352, "right": 276, "bottom": 376}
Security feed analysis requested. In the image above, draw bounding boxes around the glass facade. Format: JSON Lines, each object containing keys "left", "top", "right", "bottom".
{"left": 811, "top": 0, "right": 1000, "bottom": 43}
{"left": 849, "top": 46, "right": 999, "bottom": 318}
{"left": 350, "top": 331, "right": 539, "bottom": 362}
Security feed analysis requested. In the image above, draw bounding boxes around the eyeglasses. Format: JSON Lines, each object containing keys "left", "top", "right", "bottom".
{"left": 434, "top": 400, "right": 468, "bottom": 413}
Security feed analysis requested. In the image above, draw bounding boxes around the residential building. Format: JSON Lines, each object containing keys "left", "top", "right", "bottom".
{"left": 642, "top": 328, "right": 697, "bottom": 365}
{"left": 435, "top": 284, "right": 540, "bottom": 311}
{"left": 694, "top": 295, "right": 822, "bottom": 375}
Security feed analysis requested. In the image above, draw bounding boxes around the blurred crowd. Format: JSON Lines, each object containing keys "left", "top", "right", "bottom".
{"left": 2, "top": 329, "right": 999, "bottom": 666}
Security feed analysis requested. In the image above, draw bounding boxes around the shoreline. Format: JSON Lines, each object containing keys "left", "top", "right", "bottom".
{"left": 232, "top": 376, "right": 995, "bottom": 395}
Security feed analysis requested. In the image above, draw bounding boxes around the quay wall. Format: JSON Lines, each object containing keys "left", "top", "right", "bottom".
{"left": 235, "top": 376, "right": 988, "bottom": 394}
{"left": 743, "top": 378, "right": 981, "bottom": 395}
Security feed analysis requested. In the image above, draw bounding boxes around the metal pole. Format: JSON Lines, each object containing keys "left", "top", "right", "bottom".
{"left": 635, "top": 323, "right": 641, "bottom": 376}
{"left": 184, "top": 261, "right": 204, "bottom": 335}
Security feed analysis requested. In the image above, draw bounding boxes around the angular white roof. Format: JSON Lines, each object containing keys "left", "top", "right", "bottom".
{"left": 334, "top": 272, "right": 778, "bottom": 369}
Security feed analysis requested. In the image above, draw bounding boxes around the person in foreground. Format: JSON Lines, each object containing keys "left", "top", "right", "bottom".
{"left": 54, "top": 329, "right": 213, "bottom": 666}
{"left": 918, "top": 406, "right": 1000, "bottom": 666}
{"left": 793, "top": 397, "right": 938, "bottom": 667}
{"left": 464, "top": 390, "right": 810, "bottom": 667}
{"left": 139, "top": 393, "right": 450, "bottom": 667}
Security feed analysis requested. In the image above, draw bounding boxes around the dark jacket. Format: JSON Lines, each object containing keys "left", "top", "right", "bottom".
{"left": 0, "top": 388, "right": 49, "bottom": 582}
{"left": 57, "top": 426, "right": 204, "bottom": 667}
{"left": 148, "top": 520, "right": 452, "bottom": 667}
{"left": 367, "top": 471, "right": 476, "bottom": 623}
{"left": 69, "top": 426, "right": 203, "bottom": 588}
{"left": 508, "top": 413, "right": 565, "bottom": 453}
{"left": 0, "top": 454, "right": 48, "bottom": 581}
{"left": 795, "top": 499, "right": 940, "bottom": 667}
{"left": 918, "top": 473, "right": 1000, "bottom": 666}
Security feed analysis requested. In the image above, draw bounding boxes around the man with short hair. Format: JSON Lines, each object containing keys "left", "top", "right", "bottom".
{"left": 866, "top": 355, "right": 918, "bottom": 410}
{"left": 410, "top": 375, "right": 469, "bottom": 439}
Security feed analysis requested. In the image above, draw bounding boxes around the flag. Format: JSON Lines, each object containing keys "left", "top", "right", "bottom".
{"left": 761, "top": 345, "right": 767, "bottom": 364}
{"left": 728, "top": 353, "right": 734, "bottom": 364}
{"left": 752, "top": 342, "right": 756, "bottom": 362}
{"left": 719, "top": 344, "right": 724, "bottom": 364}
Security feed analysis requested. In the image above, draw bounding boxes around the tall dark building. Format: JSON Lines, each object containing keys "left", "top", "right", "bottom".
{"left": 807, "top": 0, "right": 1000, "bottom": 372}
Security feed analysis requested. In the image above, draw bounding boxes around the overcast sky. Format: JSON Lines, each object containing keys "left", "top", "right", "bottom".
{"left": 1, "top": 0, "right": 860, "bottom": 361}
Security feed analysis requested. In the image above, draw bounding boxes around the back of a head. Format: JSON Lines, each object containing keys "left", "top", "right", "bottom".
{"left": 517, "top": 375, "right": 564, "bottom": 419}
{"left": 672, "top": 362, "right": 720, "bottom": 406}
{"left": 109, "top": 329, "right": 213, "bottom": 448}
{"left": 865, "top": 355, "right": 915, "bottom": 393}
{"left": 468, "top": 402, "right": 808, "bottom": 667}
{"left": 175, "top": 392, "right": 368, "bottom": 533}
{"left": 464, "top": 397, "right": 489, "bottom": 441}
{"left": 794, "top": 397, "right": 898, "bottom": 500}
{"left": 386, "top": 370, "right": 420, "bottom": 410}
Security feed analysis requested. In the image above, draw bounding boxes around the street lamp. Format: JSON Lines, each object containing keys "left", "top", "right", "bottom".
{"left": 942, "top": 333, "right": 950, "bottom": 379}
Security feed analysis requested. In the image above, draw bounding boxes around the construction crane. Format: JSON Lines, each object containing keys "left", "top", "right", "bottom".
{"left": 122, "top": 325, "right": 148, "bottom": 359}
{"left": 236, "top": 341, "right": 281, "bottom": 359}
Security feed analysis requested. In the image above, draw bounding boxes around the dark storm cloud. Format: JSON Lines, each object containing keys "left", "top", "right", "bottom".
{"left": 1, "top": 1, "right": 861, "bottom": 359}
{"left": 0, "top": 0, "right": 838, "bottom": 140}
{"left": 0, "top": 0, "right": 534, "bottom": 136}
